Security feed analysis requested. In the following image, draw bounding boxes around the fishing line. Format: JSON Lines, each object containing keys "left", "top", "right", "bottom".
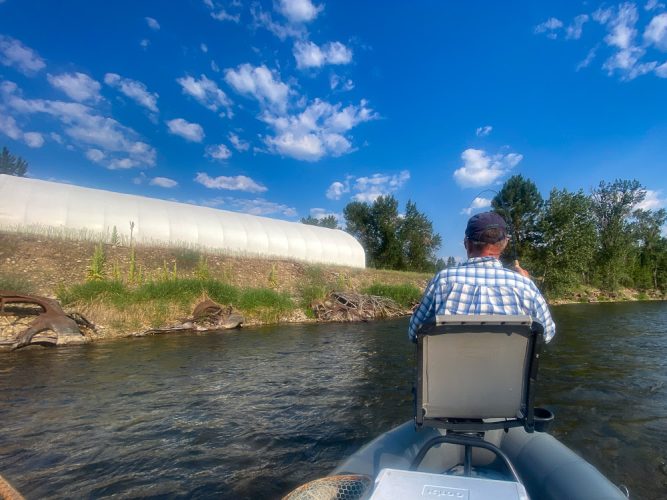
{"left": 468, "top": 188, "right": 519, "bottom": 264}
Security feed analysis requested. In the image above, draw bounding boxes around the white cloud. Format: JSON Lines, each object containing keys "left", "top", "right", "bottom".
{"left": 251, "top": 5, "right": 306, "bottom": 40}
{"left": 453, "top": 148, "right": 522, "bottom": 188}
{"left": 277, "top": 0, "right": 323, "bottom": 23}
{"left": 309, "top": 208, "right": 342, "bottom": 223}
{"left": 229, "top": 132, "right": 250, "bottom": 151}
{"left": 104, "top": 73, "right": 159, "bottom": 112}
{"left": 330, "top": 74, "right": 354, "bottom": 91}
{"left": 200, "top": 43, "right": 208, "bottom": 53}
{"left": 645, "top": 13, "right": 667, "bottom": 50}
{"left": 211, "top": 9, "right": 240, "bottom": 22}
{"left": 86, "top": 148, "right": 105, "bottom": 163}
{"left": 0, "top": 113, "right": 22, "bottom": 140}
{"left": 47, "top": 72, "right": 101, "bottom": 103}
{"left": 23, "top": 131, "right": 44, "bottom": 148}
{"left": 461, "top": 196, "right": 492, "bottom": 215}
{"left": 195, "top": 172, "right": 267, "bottom": 193}
{"left": 475, "top": 125, "right": 492, "bottom": 137}
{"left": 224, "top": 63, "right": 290, "bottom": 113}
{"left": 636, "top": 189, "right": 666, "bottom": 210}
{"left": 326, "top": 180, "right": 349, "bottom": 200}
{"left": 328, "top": 171, "right": 410, "bottom": 203}
{"left": 566, "top": 14, "right": 589, "bottom": 40}
{"left": 145, "top": 17, "right": 160, "bottom": 30}
{"left": 205, "top": 143, "right": 232, "bottom": 160}
{"left": 140, "top": 39, "right": 150, "bottom": 49}
{"left": 2, "top": 80, "right": 155, "bottom": 167}
{"left": 227, "top": 197, "right": 297, "bottom": 217}
{"left": 177, "top": 74, "right": 232, "bottom": 116}
{"left": 0, "top": 35, "right": 46, "bottom": 75}
{"left": 261, "top": 98, "right": 378, "bottom": 161}
{"left": 534, "top": 17, "right": 564, "bottom": 39}
{"left": 646, "top": 0, "right": 666, "bottom": 11}
{"left": 166, "top": 118, "right": 205, "bottom": 142}
{"left": 211, "top": 60, "right": 220, "bottom": 72}
{"left": 293, "top": 41, "right": 353, "bottom": 69}
{"left": 150, "top": 177, "right": 178, "bottom": 188}
{"left": 577, "top": 45, "right": 598, "bottom": 70}
{"left": 656, "top": 61, "right": 667, "bottom": 76}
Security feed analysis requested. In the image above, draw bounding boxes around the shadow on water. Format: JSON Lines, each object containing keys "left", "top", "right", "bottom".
{"left": 0, "top": 301, "right": 666, "bottom": 498}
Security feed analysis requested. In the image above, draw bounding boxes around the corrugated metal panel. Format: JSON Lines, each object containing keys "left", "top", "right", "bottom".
{"left": 0, "top": 174, "right": 365, "bottom": 268}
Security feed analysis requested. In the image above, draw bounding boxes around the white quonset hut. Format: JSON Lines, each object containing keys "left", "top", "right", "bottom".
{"left": 0, "top": 174, "right": 365, "bottom": 268}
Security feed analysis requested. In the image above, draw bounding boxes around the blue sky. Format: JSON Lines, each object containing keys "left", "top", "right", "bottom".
{"left": 1, "top": 0, "right": 666, "bottom": 261}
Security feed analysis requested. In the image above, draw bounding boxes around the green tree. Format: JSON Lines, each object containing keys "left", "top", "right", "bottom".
{"left": 536, "top": 189, "right": 597, "bottom": 296}
{"left": 344, "top": 196, "right": 441, "bottom": 271}
{"left": 492, "top": 175, "right": 543, "bottom": 266}
{"left": 0, "top": 146, "right": 28, "bottom": 176}
{"left": 590, "top": 179, "right": 645, "bottom": 290}
{"left": 301, "top": 215, "right": 339, "bottom": 229}
{"left": 446, "top": 256, "right": 457, "bottom": 268}
{"left": 631, "top": 208, "right": 667, "bottom": 290}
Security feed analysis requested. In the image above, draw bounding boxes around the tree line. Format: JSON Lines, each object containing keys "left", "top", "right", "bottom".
{"left": 303, "top": 174, "right": 666, "bottom": 296}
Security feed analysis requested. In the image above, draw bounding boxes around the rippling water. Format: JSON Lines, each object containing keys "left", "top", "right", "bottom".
{"left": 1, "top": 302, "right": 666, "bottom": 499}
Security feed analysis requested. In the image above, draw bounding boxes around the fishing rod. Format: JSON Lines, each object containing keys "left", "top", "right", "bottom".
{"left": 468, "top": 189, "right": 521, "bottom": 270}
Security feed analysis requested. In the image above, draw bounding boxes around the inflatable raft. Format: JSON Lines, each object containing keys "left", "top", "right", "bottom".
{"left": 284, "top": 315, "right": 629, "bottom": 500}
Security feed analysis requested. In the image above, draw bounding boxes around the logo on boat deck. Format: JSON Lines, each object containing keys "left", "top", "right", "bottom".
{"left": 422, "top": 484, "right": 468, "bottom": 498}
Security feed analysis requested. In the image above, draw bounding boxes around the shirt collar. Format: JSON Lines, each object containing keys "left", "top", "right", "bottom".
{"left": 462, "top": 256, "right": 503, "bottom": 268}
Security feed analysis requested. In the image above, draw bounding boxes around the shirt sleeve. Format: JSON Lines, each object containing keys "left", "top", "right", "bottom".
{"left": 408, "top": 275, "right": 439, "bottom": 342}
{"left": 531, "top": 289, "right": 556, "bottom": 343}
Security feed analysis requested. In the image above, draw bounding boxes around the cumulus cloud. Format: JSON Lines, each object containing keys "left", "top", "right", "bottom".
{"left": 145, "top": 17, "right": 160, "bottom": 30}
{"left": 534, "top": 17, "right": 564, "bottom": 39}
{"left": 228, "top": 132, "right": 250, "bottom": 151}
{"left": 104, "top": 73, "right": 159, "bottom": 112}
{"left": 566, "top": 14, "right": 589, "bottom": 40}
{"left": 177, "top": 74, "right": 232, "bottom": 116}
{"left": 195, "top": 172, "right": 267, "bottom": 193}
{"left": 23, "top": 131, "right": 44, "bottom": 148}
{"left": 475, "top": 125, "right": 492, "bottom": 137}
{"left": 224, "top": 63, "right": 290, "bottom": 113}
{"left": 0, "top": 113, "right": 44, "bottom": 148}
{"left": 166, "top": 118, "right": 205, "bottom": 142}
{"left": 644, "top": 13, "right": 667, "bottom": 50}
{"left": 211, "top": 8, "right": 240, "bottom": 22}
{"left": 293, "top": 40, "right": 353, "bottom": 69}
{"left": 47, "top": 72, "right": 101, "bottom": 103}
{"left": 453, "top": 148, "right": 522, "bottom": 188}
{"left": 150, "top": 177, "right": 178, "bottom": 188}
{"left": 0, "top": 35, "right": 46, "bottom": 75}
{"left": 352, "top": 171, "right": 411, "bottom": 202}
{"left": 251, "top": 5, "right": 306, "bottom": 40}
{"left": 277, "top": 0, "right": 323, "bottom": 23}
{"left": 461, "top": 196, "right": 492, "bottom": 215}
{"left": 326, "top": 180, "right": 350, "bottom": 200}
{"left": 330, "top": 74, "right": 354, "bottom": 91}
{"left": 645, "top": 0, "right": 666, "bottom": 11}
{"left": 1, "top": 80, "right": 156, "bottom": 168}
{"left": 261, "top": 98, "right": 378, "bottom": 161}
{"left": 205, "top": 143, "right": 232, "bottom": 160}
{"left": 635, "top": 189, "right": 666, "bottom": 210}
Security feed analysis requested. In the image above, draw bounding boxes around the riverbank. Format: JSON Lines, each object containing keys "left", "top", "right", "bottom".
{"left": 1, "top": 231, "right": 664, "bottom": 342}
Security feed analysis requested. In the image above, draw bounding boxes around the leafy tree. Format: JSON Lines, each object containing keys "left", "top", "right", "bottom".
{"left": 492, "top": 175, "right": 543, "bottom": 265}
{"left": 590, "top": 179, "right": 645, "bottom": 290}
{"left": 0, "top": 146, "right": 28, "bottom": 176}
{"left": 536, "top": 189, "right": 597, "bottom": 296}
{"left": 446, "top": 256, "right": 457, "bottom": 268}
{"left": 399, "top": 200, "right": 442, "bottom": 272}
{"left": 344, "top": 195, "right": 441, "bottom": 271}
{"left": 301, "top": 215, "right": 339, "bottom": 229}
{"left": 631, "top": 208, "right": 667, "bottom": 290}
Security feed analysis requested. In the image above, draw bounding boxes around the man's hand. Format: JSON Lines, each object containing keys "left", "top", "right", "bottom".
{"left": 513, "top": 260, "right": 530, "bottom": 278}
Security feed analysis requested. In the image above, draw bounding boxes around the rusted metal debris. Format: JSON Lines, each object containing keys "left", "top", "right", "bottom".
{"left": 0, "top": 291, "right": 90, "bottom": 350}
{"left": 312, "top": 292, "right": 407, "bottom": 322}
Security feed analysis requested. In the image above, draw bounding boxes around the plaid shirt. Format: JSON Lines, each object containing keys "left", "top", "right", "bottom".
{"left": 408, "top": 257, "right": 556, "bottom": 342}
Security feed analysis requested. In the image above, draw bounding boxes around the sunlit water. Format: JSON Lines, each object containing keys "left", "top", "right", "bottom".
{"left": 1, "top": 302, "right": 666, "bottom": 499}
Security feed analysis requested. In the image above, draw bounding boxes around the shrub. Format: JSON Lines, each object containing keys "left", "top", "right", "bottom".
{"left": 362, "top": 283, "right": 422, "bottom": 308}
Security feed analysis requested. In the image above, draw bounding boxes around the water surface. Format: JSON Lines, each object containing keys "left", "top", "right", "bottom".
{"left": 1, "top": 301, "right": 666, "bottom": 499}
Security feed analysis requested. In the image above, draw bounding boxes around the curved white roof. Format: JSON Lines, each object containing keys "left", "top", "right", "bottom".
{"left": 0, "top": 174, "right": 365, "bottom": 268}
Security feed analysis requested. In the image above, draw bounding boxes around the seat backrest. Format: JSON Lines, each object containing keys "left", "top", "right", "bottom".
{"left": 415, "top": 315, "right": 542, "bottom": 431}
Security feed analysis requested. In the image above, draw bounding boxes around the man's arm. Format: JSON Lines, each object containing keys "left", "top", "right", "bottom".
{"left": 408, "top": 277, "right": 438, "bottom": 342}
{"left": 532, "top": 291, "right": 556, "bottom": 343}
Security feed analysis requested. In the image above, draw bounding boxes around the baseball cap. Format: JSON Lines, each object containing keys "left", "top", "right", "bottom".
{"left": 465, "top": 212, "right": 508, "bottom": 243}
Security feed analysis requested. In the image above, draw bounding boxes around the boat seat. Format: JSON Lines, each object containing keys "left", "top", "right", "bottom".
{"left": 413, "top": 314, "right": 544, "bottom": 479}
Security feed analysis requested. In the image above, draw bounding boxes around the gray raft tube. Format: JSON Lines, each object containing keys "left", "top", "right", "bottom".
{"left": 334, "top": 420, "right": 628, "bottom": 500}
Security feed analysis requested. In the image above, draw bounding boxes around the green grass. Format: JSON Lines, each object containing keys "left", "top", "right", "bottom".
{"left": 361, "top": 282, "right": 423, "bottom": 308}
{"left": 0, "top": 272, "right": 35, "bottom": 294}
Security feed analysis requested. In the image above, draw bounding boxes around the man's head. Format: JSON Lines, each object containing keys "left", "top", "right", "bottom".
{"left": 464, "top": 211, "right": 508, "bottom": 257}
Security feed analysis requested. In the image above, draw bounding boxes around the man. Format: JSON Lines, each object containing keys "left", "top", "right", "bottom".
{"left": 408, "top": 211, "right": 555, "bottom": 342}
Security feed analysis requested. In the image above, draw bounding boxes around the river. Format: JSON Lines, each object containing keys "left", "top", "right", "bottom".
{"left": 1, "top": 301, "right": 666, "bottom": 499}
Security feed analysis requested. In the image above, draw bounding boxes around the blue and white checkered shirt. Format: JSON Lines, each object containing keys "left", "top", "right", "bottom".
{"left": 408, "top": 257, "right": 556, "bottom": 342}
